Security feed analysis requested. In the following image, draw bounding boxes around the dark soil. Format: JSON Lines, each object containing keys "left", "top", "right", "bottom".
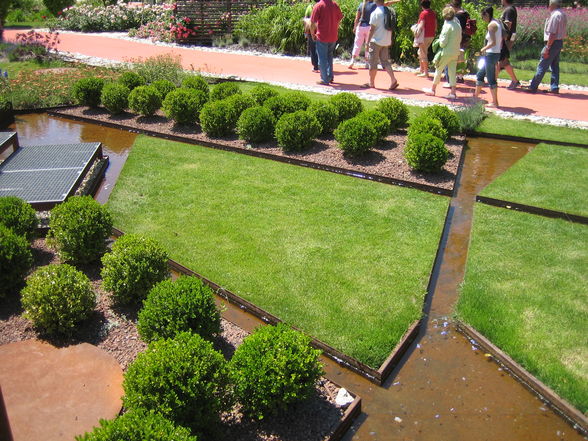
{"left": 0, "top": 238, "right": 345, "bottom": 441}
{"left": 54, "top": 106, "right": 464, "bottom": 191}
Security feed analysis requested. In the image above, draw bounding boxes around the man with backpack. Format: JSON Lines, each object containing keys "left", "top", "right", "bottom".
{"left": 361, "top": 0, "right": 399, "bottom": 90}
{"left": 497, "top": 0, "right": 520, "bottom": 89}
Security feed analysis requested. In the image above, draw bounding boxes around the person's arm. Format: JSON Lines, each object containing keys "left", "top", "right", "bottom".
{"left": 439, "top": 22, "right": 450, "bottom": 48}
{"left": 353, "top": 8, "right": 361, "bottom": 33}
{"left": 480, "top": 21, "right": 497, "bottom": 53}
{"left": 368, "top": 23, "right": 376, "bottom": 42}
{"left": 384, "top": 0, "right": 401, "bottom": 5}
{"left": 543, "top": 14, "right": 560, "bottom": 58}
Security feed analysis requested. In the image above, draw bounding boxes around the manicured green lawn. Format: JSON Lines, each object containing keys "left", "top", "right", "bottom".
{"left": 0, "top": 59, "right": 69, "bottom": 77}
{"left": 457, "top": 204, "right": 588, "bottom": 413}
{"left": 480, "top": 144, "right": 588, "bottom": 217}
{"left": 107, "top": 135, "right": 448, "bottom": 367}
{"left": 476, "top": 115, "right": 588, "bottom": 146}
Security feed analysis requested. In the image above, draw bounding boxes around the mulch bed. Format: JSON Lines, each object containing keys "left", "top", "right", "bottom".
{"left": 54, "top": 106, "right": 464, "bottom": 191}
{"left": 0, "top": 238, "right": 345, "bottom": 441}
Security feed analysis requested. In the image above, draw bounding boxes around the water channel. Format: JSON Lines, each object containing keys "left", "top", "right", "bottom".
{"left": 9, "top": 114, "right": 585, "bottom": 441}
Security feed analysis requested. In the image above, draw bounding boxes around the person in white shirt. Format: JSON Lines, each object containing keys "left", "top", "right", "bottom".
{"left": 474, "top": 6, "right": 502, "bottom": 108}
{"left": 361, "top": 0, "right": 398, "bottom": 90}
{"left": 525, "top": 0, "right": 567, "bottom": 93}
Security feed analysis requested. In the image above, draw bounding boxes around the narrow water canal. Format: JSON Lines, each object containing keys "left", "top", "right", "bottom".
{"left": 10, "top": 116, "right": 584, "bottom": 440}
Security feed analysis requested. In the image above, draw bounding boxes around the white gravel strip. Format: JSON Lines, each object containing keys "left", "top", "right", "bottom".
{"left": 53, "top": 40, "right": 588, "bottom": 131}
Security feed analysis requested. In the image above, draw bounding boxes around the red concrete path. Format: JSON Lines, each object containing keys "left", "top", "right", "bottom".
{"left": 5, "top": 29, "right": 588, "bottom": 124}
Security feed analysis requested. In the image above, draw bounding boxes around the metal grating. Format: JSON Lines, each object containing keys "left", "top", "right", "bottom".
{"left": 0, "top": 142, "right": 101, "bottom": 205}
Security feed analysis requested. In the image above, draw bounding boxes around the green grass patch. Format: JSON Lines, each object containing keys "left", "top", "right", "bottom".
{"left": 107, "top": 135, "right": 448, "bottom": 367}
{"left": 457, "top": 204, "right": 588, "bottom": 413}
{"left": 0, "top": 59, "right": 69, "bottom": 77}
{"left": 480, "top": 144, "right": 588, "bottom": 217}
{"left": 476, "top": 115, "right": 588, "bottom": 146}
{"left": 499, "top": 60, "right": 588, "bottom": 87}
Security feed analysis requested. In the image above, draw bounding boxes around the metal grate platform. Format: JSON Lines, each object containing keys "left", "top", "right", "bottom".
{"left": 0, "top": 142, "right": 102, "bottom": 209}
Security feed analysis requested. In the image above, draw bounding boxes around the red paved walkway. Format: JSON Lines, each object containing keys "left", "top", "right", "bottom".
{"left": 5, "top": 29, "right": 588, "bottom": 124}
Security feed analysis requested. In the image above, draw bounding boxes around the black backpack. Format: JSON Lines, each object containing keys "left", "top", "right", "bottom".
{"left": 383, "top": 6, "right": 397, "bottom": 33}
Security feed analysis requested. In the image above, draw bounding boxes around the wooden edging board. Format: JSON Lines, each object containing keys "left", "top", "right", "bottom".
{"left": 468, "top": 131, "right": 588, "bottom": 149}
{"left": 455, "top": 321, "right": 588, "bottom": 436}
{"left": 329, "top": 395, "right": 361, "bottom": 441}
{"left": 476, "top": 196, "right": 588, "bottom": 225}
{"left": 49, "top": 110, "right": 455, "bottom": 197}
{"left": 111, "top": 227, "right": 422, "bottom": 385}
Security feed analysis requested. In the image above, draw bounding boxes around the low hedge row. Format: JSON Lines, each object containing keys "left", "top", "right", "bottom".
{"left": 75, "top": 74, "right": 459, "bottom": 173}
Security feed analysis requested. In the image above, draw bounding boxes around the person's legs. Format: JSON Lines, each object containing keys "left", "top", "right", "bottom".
{"left": 447, "top": 57, "right": 458, "bottom": 97}
{"left": 368, "top": 42, "right": 380, "bottom": 87}
{"left": 529, "top": 42, "right": 560, "bottom": 91}
{"left": 485, "top": 52, "right": 500, "bottom": 106}
{"left": 327, "top": 41, "right": 336, "bottom": 82}
{"left": 349, "top": 27, "right": 363, "bottom": 67}
{"left": 417, "top": 37, "right": 434, "bottom": 77}
{"left": 307, "top": 36, "right": 319, "bottom": 71}
{"left": 475, "top": 58, "right": 488, "bottom": 98}
{"left": 315, "top": 40, "right": 329, "bottom": 83}
{"left": 379, "top": 45, "right": 397, "bottom": 88}
{"left": 549, "top": 40, "right": 563, "bottom": 91}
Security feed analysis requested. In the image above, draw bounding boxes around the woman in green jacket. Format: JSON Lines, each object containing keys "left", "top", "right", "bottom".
{"left": 423, "top": 6, "right": 462, "bottom": 99}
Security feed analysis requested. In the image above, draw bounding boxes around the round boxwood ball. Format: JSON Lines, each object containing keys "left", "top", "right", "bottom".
{"left": 138, "top": 276, "right": 221, "bottom": 343}
{"left": 237, "top": 106, "right": 275, "bottom": 143}
{"left": 275, "top": 110, "right": 321, "bottom": 152}
{"left": 404, "top": 132, "right": 450, "bottom": 173}
{"left": 334, "top": 117, "right": 377, "bottom": 157}
{"left": 0, "top": 224, "right": 33, "bottom": 298}
{"left": 0, "top": 196, "right": 37, "bottom": 241}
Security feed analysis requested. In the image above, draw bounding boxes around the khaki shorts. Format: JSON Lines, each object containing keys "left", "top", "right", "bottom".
{"left": 418, "top": 36, "right": 434, "bottom": 62}
{"left": 368, "top": 42, "right": 392, "bottom": 70}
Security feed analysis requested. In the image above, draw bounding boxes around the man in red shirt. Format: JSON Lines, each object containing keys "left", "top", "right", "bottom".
{"left": 311, "top": 0, "right": 344, "bottom": 85}
{"left": 416, "top": 0, "right": 437, "bottom": 78}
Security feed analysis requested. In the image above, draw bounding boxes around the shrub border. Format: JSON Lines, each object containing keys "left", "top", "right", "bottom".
{"left": 49, "top": 109, "right": 455, "bottom": 197}
{"left": 455, "top": 321, "right": 588, "bottom": 436}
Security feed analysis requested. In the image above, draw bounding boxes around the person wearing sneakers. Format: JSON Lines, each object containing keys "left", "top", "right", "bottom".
{"left": 474, "top": 6, "right": 502, "bottom": 108}
{"left": 310, "top": 0, "right": 344, "bottom": 85}
{"left": 304, "top": 0, "right": 321, "bottom": 73}
{"left": 349, "top": 0, "right": 377, "bottom": 69}
{"left": 416, "top": 0, "right": 437, "bottom": 78}
{"left": 423, "top": 7, "right": 462, "bottom": 99}
{"left": 497, "top": 0, "right": 520, "bottom": 90}
{"left": 525, "top": 0, "right": 567, "bottom": 94}
{"left": 361, "top": 0, "right": 399, "bottom": 90}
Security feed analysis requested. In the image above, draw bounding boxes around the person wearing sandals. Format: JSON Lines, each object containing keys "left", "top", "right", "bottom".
{"left": 361, "top": 0, "right": 399, "bottom": 90}
{"left": 474, "top": 6, "right": 502, "bottom": 108}
{"left": 415, "top": 0, "right": 437, "bottom": 78}
{"left": 423, "top": 7, "right": 462, "bottom": 99}
{"left": 497, "top": 0, "right": 520, "bottom": 90}
{"left": 349, "top": 0, "right": 377, "bottom": 69}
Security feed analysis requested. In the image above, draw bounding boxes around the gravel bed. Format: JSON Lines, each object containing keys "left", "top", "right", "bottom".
{"left": 0, "top": 238, "right": 345, "bottom": 441}
{"left": 55, "top": 106, "right": 463, "bottom": 191}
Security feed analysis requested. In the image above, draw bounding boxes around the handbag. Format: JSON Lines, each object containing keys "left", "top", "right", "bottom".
{"left": 411, "top": 24, "right": 424, "bottom": 47}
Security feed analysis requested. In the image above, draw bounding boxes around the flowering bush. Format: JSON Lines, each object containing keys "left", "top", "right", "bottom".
{"left": 170, "top": 16, "right": 196, "bottom": 41}
{"left": 56, "top": 1, "right": 171, "bottom": 32}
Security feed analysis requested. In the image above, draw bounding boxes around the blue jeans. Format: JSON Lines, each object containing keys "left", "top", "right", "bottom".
{"left": 315, "top": 40, "right": 336, "bottom": 83}
{"left": 476, "top": 52, "right": 501, "bottom": 89}
{"left": 529, "top": 40, "right": 563, "bottom": 91}
{"left": 306, "top": 34, "right": 319, "bottom": 70}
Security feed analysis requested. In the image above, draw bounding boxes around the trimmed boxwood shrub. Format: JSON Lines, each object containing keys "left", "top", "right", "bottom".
{"left": 422, "top": 105, "right": 461, "bottom": 137}
{"left": 408, "top": 115, "right": 448, "bottom": 142}
{"left": 275, "top": 110, "right": 320, "bottom": 152}
{"left": 330, "top": 92, "right": 363, "bottom": 122}
{"left": 225, "top": 93, "right": 256, "bottom": 127}
{"left": 101, "top": 83, "right": 130, "bottom": 115}
{"left": 404, "top": 132, "right": 450, "bottom": 173}
{"left": 21, "top": 264, "right": 96, "bottom": 336}
{"left": 376, "top": 97, "right": 409, "bottom": 131}
{"left": 307, "top": 101, "right": 339, "bottom": 136}
{"left": 162, "top": 88, "right": 208, "bottom": 125}
{"left": 0, "top": 196, "right": 37, "bottom": 241}
{"left": 123, "top": 332, "right": 231, "bottom": 434}
{"left": 47, "top": 196, "right": 113, "bottom": 264}
{"left": 200, "top": 99, "right": 232, "bottom": 137}
{"left": 210, "top": 81, "right": 242, "bottom": 101}
{"left": 75, "top": 409, "right": 197, "bottom": 441}
{"left": 249, "top": 83, "right": 278, "bottom": 105}
{"left": 0, "top": 225, "right": 32, "bottom": 298}
{"left": 334, "top": 117, "right": 377, "bottom": 157}
{"left": 181, "top": 75, "right": 210, "bottom": 98}
{"left": 237, "top": 106, "right": 275, "bottom": 143}
{"left": 150, "top": 79, "right": 176, "bottom": 101}
{"left": 263, "top": 91, "right": 311, "bottom": 121}
{"left": 118, "top": 71, "right": 146, "bottom": 91}
{"left": 101, "top": 234, "right": 170, "bottom": 305}
{"left": 229, "top": 323, "right": 323, "bottom": 419}
{"left": 355, "top": 109, "right": 390, "bottom": 141}
{"left": 73, "top": 77, "right": 105, "bottom": 108}
{"left": 128, "top": 86, "right": 161, "bottom": 117}
{"left": 137, "top": 276, "right": 221, "bottom": 343}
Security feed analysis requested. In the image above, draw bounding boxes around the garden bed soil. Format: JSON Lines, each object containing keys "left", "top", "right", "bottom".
{"left": 0, "top": 238, "right": 345, "bottom": 441}
{"left": 54, "top": 107, "right": 464, "bottom": 191}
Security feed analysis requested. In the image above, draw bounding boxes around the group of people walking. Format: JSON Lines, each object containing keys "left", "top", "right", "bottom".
{"left": 304, "top": 0, "right": 568, "bottom": 109}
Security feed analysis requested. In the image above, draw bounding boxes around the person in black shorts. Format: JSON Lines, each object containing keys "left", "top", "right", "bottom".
{"left": 497, "top": 0, "right": 520, "bottom": 89}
